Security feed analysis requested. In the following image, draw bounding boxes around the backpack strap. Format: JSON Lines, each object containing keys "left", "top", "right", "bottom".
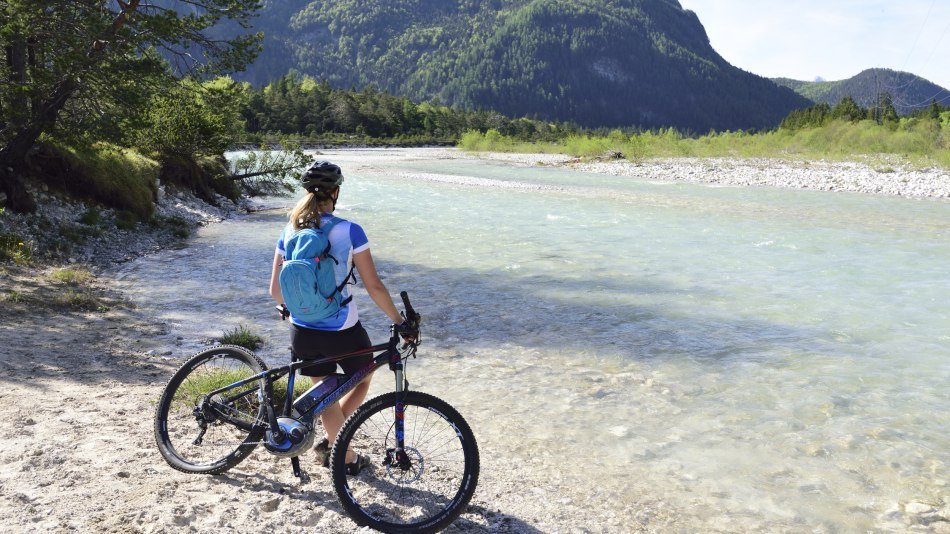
{"left": 319, "top": 215, "right": 356, "bottom": 306}
{"left": 336, "top": 264, "right": 356, "bottom": 306}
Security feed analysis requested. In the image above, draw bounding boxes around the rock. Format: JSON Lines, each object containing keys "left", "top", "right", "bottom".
{"left": 905, "top": 502, "right": 935, "bottom": 514}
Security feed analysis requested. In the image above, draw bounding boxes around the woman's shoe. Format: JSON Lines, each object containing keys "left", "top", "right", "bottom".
{"left": 314, "top": 438, "right": 330, "bottom": 468}
{"left": 346, "top": 453, "right": 371, "bottom": 476}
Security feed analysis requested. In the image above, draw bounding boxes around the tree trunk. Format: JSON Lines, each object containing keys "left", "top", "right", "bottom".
{"left": 0, "top": 78, "right": 77, "bottom": 213}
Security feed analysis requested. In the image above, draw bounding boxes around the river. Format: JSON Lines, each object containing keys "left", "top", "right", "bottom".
{"left": 115, "top": 148, "right": 949, "bottom": 531}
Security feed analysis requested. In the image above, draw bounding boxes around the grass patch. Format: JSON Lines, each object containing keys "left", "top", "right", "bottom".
{"left": 54, "top": 289, "right": 107, "bottom": 311}
{"left": 150, "top": 215, "right": 192, "bottom": 239}
{"left": 49, "top": 268, "right": 94, "bottom": 286}
{"left": 459, "top": 117, "right": 950, "bottom": 170}
{"left": 4, "top": 290, "right": 25, "bottom": 303}
{"left": 173, "top": 368, "right": 310, "bottom": 409}
{"left": 31, "top": 141, "right": 159, "bottom": 221}
{"left": 79, "top": 208, "right": 102, "bottom": 226}
{"left": 0, "top": 234, "right": 31, "bottom": 264}
{"left": 220, "top": 325, "right": 265, "bottom": 351}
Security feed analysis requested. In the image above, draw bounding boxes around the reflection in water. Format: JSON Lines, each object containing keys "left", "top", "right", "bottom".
{"left": 116, "top": 149, "right": 950, "bottom": 530}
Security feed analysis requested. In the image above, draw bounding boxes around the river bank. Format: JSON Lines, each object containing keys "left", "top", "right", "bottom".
{"left": 452, "top": 150, "right": 950, "bottom": 198}
{"left": 1, "top": 148, "right": 948, "bottom": 532}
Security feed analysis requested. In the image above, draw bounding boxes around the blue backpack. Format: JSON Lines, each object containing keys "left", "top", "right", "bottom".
{"left": 279, "top": 218, "right": 353, "bottom": 323}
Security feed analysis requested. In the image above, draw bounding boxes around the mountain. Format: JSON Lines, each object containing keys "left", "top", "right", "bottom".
{"left": 772, "top": 69, "right": 950, "bottom": 116}
{"left": 225, "top": 0, "right": 810, "bottom": 132}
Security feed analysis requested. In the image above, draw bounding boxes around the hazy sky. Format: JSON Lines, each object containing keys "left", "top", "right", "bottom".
{"left": 678, "top": 0, "right": 950, "bottom": 93}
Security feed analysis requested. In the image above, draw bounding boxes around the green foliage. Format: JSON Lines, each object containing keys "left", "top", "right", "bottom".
{"left": 773, "top": 68, "right": 950, "bottom": 116}
{"left": 158, "top": 154, "right": 240, "bottom": 204}
{"left": 176, "top": 368, "right": 308, "bottom": 409}
{"left": 220, "top": 325, "right": 265, "bottom": 351}
{"left": 32, "top": 142, "right": 160, "bottom": 221}
{"left": 0, "top": 1, "right": 262, "bottom": 148}
{"left": 78, "top": 208, "right": 102, "bottom": 226}
{"left": 48, "top": 268, "right": 94, "bottom": 286}
{"left": 229, "top": 140, "right": 310, "bottom": 197}
{"left": 461, "top": 113, "right": 950, "bottom": 169}
{"left": 230, "top": 1, "right": 809, "bottom": 132}
{"left": 0, "top": 234, "right": 31, "bottom": 264}
{"left": 134, "top": 78, "right": 248, "bottom": 160}
{"left": 241, "top": 73, "right": 579, "bottom": 143}
{"left": 150, "top": 215, "right": 192, "bottom": 239}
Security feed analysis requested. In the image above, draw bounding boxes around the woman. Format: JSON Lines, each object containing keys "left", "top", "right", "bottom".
{"left": 268, "top": 160, "right": 403, "bottom": 474}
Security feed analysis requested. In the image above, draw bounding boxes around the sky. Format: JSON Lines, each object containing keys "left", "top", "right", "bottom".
{"left": 678, "top": 0, "right": 950, "bottom": 91}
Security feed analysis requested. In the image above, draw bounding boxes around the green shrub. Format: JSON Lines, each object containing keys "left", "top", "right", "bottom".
{"left": 459, "top": 117, "right": 950, "bottom": 170}
{"left": 79, "top": 208, "right": 102, "bottom": 226}
{"left": 49, "top": 268, "right": 94, "bottom": 286}
{"left": 115, "top": 210, "right": 138, "bottom": 231}
{"left": 151, "top": 215, "right": 191, "bottom": 239}
{"left": 55, "top": 289, "right": 106, "bottom": 311}
{"left": 0, "top": 234, "right": 31, "bottom": 264}
{"left": 220, "top": 325, "right": 264, "bottom": 351}
{"left": 173, "top": 368, "right": 309, "bottom": 409}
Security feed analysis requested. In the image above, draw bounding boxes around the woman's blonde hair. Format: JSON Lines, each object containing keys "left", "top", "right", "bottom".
{"left": 289, "top": 187, "right": 337, "bottom": 230}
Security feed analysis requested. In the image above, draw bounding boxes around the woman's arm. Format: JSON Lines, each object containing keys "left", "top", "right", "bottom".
{"left": 269, "top": 251, "right": 283, "bottom": 303}
{"left": 352, "top": 249, "right": 402, "bottom": 324}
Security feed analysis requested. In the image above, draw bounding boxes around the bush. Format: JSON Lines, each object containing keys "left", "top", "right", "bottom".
{"left": 151, "top": 215, "right": 191, "bottom": 239}
{"left": 175, "top": 368, "right": 309, "bottom": 408}
{"left": 49, "top": 268, "right": 93, "bottom": 286}
{"left": 219, "top": 325, "right": 264, "bottom": 351}
{"left": 0, "top": 233, "right": 31, "bottom": 264}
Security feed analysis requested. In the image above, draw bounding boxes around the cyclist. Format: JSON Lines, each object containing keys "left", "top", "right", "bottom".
{"left": 268, "top": 160, "right": 403, "bottom": 474}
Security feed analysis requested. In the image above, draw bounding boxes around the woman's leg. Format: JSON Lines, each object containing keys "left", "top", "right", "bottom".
{"left": 339, "top": 374, "right": 373, "bottom": 418}
{"left": 316, "top": 375, "right": 371, "bottom": 464}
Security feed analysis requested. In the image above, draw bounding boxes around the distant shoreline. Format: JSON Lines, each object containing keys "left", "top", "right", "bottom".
{"left": 433, "top": 148, "right": 950, "bottom": 199}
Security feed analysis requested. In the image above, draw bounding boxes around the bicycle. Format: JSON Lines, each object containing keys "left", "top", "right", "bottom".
{"left": 153, "top": 292, "right": 479, "bottom": 533}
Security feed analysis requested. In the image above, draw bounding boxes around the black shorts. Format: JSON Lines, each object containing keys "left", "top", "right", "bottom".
{"left": 290, "top": 322, "right": 373, "bottom": 377}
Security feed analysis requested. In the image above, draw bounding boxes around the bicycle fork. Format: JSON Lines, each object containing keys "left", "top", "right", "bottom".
{"left": 387, "top": 363, "right": 413, "bottom": 471}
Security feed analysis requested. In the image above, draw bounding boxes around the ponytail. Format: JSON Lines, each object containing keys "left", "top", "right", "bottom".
{"left": 289, "top": 187, "right": 338, "bottom": 230}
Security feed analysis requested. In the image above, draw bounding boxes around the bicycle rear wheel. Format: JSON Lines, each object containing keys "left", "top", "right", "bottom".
{"left": 154, "top": 345, "right": 267, "bottom": 474}
{"left": 331, "top": 391, "right": 479, "bottom": 533}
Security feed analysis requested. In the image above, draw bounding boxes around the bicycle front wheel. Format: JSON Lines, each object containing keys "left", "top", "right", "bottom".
{"left": 154, "top": 345, "right": 267, "bottom": 474}
{"left": 331, "top": 391, "right": 480, "bottom": 533}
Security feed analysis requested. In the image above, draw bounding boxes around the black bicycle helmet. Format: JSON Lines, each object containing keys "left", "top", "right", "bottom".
{"left": 301, "top": 160, "right": 344, "bottom": 192}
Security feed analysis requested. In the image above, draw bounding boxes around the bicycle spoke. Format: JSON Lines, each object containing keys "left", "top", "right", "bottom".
{"left": 155, "top": 347, "right": 266, "bottom": 474}
{"left": 333, "top": 392, "right": 478, "bottom": 531}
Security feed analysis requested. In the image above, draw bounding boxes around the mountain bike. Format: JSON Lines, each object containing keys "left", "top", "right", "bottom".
{"left": 153, "top": 292, "right": 479, "bottom": 533}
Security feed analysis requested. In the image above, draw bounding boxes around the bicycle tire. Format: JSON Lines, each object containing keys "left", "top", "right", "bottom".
{"left": 331, "top": 391, "right": 479, "bottom": 533}
{"left": 154, "top": 345, "right": 267, "bottom": 475}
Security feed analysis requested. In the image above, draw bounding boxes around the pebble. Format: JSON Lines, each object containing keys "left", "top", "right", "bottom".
{"left": 568, "top": 156, "right": 950, "bottom": 198}
{"left": 905, "top": 502, "right": 935, "bottom": 514}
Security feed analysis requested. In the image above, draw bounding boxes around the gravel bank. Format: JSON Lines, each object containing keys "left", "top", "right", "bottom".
{"left": 447, "top": 150, "right": 950, "bottom": 198}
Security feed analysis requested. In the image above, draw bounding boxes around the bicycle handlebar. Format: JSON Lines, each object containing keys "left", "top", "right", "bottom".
{"left": 400, "top": 291, "right": 420, "bottom": 325}
{"left": 275, "top": 292, "right": 420, "bottom": 330}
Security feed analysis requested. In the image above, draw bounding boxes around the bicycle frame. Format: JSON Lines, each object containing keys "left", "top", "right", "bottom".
{"left": 205, "top": 325, "right": 412, "bottom": 458}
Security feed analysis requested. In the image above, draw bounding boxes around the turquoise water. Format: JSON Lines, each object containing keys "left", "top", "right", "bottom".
{"left": 119, "top": 149, "right": 949, "bottom": 530}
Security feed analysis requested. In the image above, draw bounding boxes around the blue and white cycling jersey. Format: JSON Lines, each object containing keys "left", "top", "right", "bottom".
{"left": 277, "top": 214, "right": 369, "bottom": 331}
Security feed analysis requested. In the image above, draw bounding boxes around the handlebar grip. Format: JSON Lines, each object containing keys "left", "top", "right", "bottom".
{"left": 400, "top": 291, "right": 416, "bottom": 319}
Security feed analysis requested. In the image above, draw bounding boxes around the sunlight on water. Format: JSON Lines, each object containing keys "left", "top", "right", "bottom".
{"left": 117, "top": 149, "right": 949, "bottom": 530}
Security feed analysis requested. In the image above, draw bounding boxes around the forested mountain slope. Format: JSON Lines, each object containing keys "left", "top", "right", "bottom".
{"left": 773, "top": 69, "right": 950, "bottom": 116}
{"left": 228, "top": 0, "right": 810, "bottom": 132}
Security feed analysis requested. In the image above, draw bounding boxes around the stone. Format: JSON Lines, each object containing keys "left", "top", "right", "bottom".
{"left": 905, "top": 502, "right": 935, "bottom": 514}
